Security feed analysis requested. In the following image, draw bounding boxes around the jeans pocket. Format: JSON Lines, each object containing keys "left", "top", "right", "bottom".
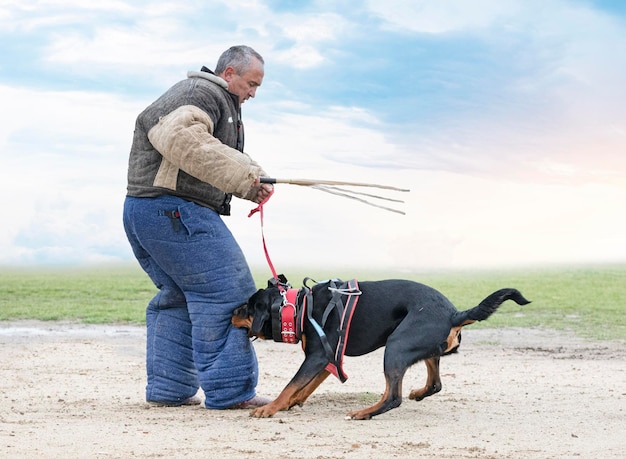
{"left": 176, "top": 201, "right": 218, "bottom": 238}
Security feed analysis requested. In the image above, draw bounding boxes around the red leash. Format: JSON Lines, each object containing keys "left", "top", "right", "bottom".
{"left": 249, "top": 189, "right": 301, "bottom": 344}
{"left": 248, "top": 188, "right": 280, "bottom": 282}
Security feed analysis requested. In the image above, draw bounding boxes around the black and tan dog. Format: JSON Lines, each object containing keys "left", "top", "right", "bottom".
{"left": 232, "top": 276, "right": 530, "bottom": 420}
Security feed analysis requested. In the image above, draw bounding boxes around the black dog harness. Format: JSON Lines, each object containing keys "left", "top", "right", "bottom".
{"left": 269, "top": 278, "right": 361, "bottom": 382}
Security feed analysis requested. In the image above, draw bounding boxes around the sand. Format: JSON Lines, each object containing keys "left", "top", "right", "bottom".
{"left": 0, "top": 321, "right": 624, "bottom": 458}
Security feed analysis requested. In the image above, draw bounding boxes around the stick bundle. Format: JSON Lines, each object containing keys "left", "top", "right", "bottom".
{"left": 260, "top": 177, "right": 409, "bottom": 215}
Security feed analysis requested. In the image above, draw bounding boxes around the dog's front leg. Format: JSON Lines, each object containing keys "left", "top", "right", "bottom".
{"left": 288, "top": 370, "right": 330, "bottom": 407}
{"left": 250, "top": 358, "right": 328, "bottom": 418}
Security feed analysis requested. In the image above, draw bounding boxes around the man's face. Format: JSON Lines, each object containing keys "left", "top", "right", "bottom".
{"left": 222, "top": 58, "right": 264, "bottom": 105}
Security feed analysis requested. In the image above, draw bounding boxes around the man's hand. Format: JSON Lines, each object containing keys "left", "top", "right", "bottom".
{"left": 252, "top": 179, "right": 273, "bottom": 203}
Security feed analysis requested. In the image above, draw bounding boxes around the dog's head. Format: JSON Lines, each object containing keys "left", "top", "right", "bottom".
{"left": 231, "top": 275, "right": 288, "bottom": 339}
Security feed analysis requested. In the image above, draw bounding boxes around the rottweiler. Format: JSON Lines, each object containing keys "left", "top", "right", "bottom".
{"left": 232, "top": 276, "right": 530, "bottom": 420}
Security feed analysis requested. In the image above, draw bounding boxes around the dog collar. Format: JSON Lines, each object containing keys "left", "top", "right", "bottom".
{"left": 270, "top": 288, "right": 306, "bottom": 344}
{"left": 280, "top": 288, "right": 299, "bottom": 344}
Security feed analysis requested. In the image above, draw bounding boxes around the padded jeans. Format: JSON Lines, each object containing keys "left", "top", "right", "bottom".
{"left": 123, "top": 195, "right": 258, "bottom": 408}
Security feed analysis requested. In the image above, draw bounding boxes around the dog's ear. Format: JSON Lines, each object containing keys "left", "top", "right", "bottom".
{"left": 251, "top": 309, "right": 270, "bottom": 335}
{"left": 245, "top": 288, "right": 271, "bottom": 335}
{"left": 278, "top": 273, "right": 289, "bottom": 284}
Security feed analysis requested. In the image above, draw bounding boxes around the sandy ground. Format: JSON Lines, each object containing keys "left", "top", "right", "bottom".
{"left": 0, "top": 321, "right": 624, "bottom": 459}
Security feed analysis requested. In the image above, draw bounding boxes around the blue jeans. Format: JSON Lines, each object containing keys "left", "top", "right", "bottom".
{"left": 123, "top": 195, "right": 258, "bottom": 408}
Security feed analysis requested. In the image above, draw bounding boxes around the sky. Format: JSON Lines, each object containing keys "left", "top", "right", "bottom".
{"left": 1, "top": 0, "right": 625, "bottom": 273}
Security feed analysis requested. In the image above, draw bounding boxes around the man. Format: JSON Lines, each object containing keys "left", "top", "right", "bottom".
{"left": 123, "top": 45, "right": 273, "bottom": 409}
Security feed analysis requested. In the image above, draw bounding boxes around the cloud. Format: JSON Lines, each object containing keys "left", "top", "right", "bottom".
{"left": 0, "top": 0, "right": 625, "bottom": 269}
{"left": 351, "top": 1, "right": 626, "bottom": 184}
{"left": 366, "top": 0, "right": 523, "bottom": 34}
{"left": 0, "top": 83, "right": 143, "bottom": 265}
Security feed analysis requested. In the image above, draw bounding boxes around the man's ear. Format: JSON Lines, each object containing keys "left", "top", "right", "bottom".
{"left": 221, "top": 65, "right": 236, "bottom": 82}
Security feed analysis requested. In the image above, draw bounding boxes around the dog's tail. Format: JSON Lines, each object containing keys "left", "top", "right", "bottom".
{"left": 451, "top": 288, "right": 531, "bottom": 327}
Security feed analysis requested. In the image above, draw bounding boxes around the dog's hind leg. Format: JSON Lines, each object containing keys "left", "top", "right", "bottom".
{"left": 346, "top": 331, "right": 416, "bottom": 420}
{"left": 408, "top": 325, "right": 464, "bottom": 401}
{"left": 408, "top": 356, "right": 442, "bottom": 401}
{"left": 346, "top": 369, "right": 406, "bottom": 420}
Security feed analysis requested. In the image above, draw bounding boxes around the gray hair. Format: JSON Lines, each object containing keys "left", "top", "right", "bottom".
{"left": 215, "top": 45, "right": 264, "bottom": 76}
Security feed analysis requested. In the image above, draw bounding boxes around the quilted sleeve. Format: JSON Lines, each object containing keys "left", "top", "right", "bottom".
{"left": 148, "top": 104, "right": 266, "bottom": 198}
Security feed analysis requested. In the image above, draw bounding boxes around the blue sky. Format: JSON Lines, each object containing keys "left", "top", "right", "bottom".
{"left": 1, "top": 0, "right": 625, "bottom": 271}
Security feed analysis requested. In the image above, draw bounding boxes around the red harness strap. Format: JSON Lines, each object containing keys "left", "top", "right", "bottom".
{"left": 325, "top": 279, "right": 360, "bottom": 382}
{"left": 280, "top": 288, "right": 299, "bottom": 344}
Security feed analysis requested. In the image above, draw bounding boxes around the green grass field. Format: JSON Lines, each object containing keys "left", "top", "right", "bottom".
{"left": 0, "top": 264, "right": 624, "bottom": 341}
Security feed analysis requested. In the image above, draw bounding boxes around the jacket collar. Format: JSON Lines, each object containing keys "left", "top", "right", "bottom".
{"left": 187, "top": 69, "right": 229, "bottom": 90}
{"left": 187, "top": 69, "right": 240, "bottom": 109}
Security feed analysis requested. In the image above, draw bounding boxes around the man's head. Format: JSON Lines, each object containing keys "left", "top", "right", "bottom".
{"left": 216, "top": 45, "right": 264, "bottom": 105}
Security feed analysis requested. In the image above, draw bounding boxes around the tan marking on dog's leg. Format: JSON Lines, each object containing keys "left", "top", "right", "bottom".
{"left": 409, "top": 357, "right": 441, "bottom": 401}
{"left": 445, "top": 326, "right": 463, "bottom": 353}
{"left": 250, "top": 382, "right": 305, "bottom": 418}
{"left": 346, "top": 380, "right": 392, "bottom": 420}
{"left": 289, "top": 371, "right": 330, "bottom": 407}
{"left": 300, "top": 335, "right": 306, "bottom": 350}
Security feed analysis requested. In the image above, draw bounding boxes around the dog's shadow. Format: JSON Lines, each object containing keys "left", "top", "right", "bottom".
{"left": 304, "top": 391, "right": 381, "bottom": 409}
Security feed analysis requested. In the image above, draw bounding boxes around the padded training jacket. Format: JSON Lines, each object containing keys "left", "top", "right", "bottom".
{"left": 126, "top": 69, "right": 265, "bottom": 215}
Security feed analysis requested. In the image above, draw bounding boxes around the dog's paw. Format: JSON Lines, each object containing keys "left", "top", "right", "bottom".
{"left": 250, "top": 406, "right": 278, "bottom": 418}
{"left": 345, "top": 410, "right": 373, "bottom": 421}
{"left": 408, "top": 390, "right": 426, "bottom": 401}
{"left": 409, "top": 383, "right": 441, "bottom": 401}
